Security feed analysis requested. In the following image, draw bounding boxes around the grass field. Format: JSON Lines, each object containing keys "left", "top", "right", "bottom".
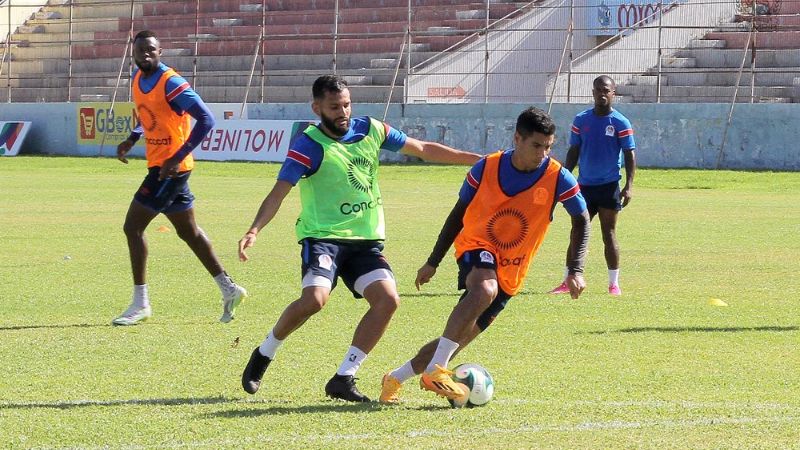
{"left": 1, "top": 156, "right": 799, "bottom": 449}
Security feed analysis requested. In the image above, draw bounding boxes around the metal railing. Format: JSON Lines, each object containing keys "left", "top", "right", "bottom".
{"left": 0, "top": 0, "right": 796, "bottom": 104}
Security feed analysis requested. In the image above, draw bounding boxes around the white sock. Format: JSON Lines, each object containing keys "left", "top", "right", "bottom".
{"left": 425, "top": 337, "right": 459, "bottom": 373}
{"left": 213, "top": 271, "right": 235, "bottom": 294}
{"left": 337, "top": 346, "right": 368, "bottom": 376}
{"left": 609, "top": 269, "right": 620, "bottom": 286}
{"left": 389, "top": 361, "right": 417, "bottom": 383}
{"left": 258, "top": 330, "right": 283, "bottom": 359}
{"left": 563, "top": 267, "right": 570, "bottom": 282}
{"left": 133, "top": 284, "right": 149, "bottom": 308}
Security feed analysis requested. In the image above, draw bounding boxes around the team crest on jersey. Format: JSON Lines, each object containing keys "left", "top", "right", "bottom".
{"left": 533, "top": 187, "right": 550, "bottom": 205}
{"left": 137, "top": 104, "right": 158, "bottom": 132}
{"left": 486, "top": 208, "right": 529, "bottom": 250}
{"left": 347, "top": 156, "right": 375, "bottom": 193}
{"left": 318, "top": 254, "right": 333, "bottom": 270}
{"left": 479, "top": 251, "right": 495, "bottom": 264}
{"left": 605, "top": 125, "right": 615, "bottom": 136}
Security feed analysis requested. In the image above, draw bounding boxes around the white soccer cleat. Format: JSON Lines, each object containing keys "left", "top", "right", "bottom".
{"left": 220, "top": 284, "right": 247, "bottom": 323}
{"left": 112, "top": 304, "right": 152, "bottom": 326}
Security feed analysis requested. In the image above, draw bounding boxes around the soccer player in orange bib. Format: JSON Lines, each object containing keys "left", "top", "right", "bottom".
{"left": 112, "top": 30, "right": 246, "bottom": 326}
{"left": 379, "top": 107, "right": 591, "bottom": 404}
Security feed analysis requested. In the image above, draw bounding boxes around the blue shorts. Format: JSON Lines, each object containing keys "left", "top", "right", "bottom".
{"left": 457, "top": 249, "right": 513, "bottom": 331}
{"left": 579, "top": 181, "right": 621, "bottom": 216}
{"left": 133, "top": 167, "right": 195, "bottom": 214}
{"left": 300, "top": 238, "right": 394, "bottom": 299}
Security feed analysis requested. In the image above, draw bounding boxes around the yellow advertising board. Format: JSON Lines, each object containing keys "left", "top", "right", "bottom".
{"left": 77, "top": 102, "right": 142, "bottom": 146}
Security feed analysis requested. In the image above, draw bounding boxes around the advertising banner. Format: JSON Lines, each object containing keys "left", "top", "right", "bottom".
{"left": 0, "top": 121, "right": 33, "bottom": 156}
{"left": 196, "top": 120, "right": 313, "bottom": 162}
{"left": 76, "top": 102, "right": 313, "bottom": 162}
{"left": 587, "top": 0, "right": 682, "bottom": 36}
{"left": 77, "top": 102, "right": 141, "bottom": 146}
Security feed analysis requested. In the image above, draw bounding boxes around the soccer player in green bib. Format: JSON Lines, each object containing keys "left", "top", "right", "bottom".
{"left": 238, "top": 75, "right": 481, "bottom": 402}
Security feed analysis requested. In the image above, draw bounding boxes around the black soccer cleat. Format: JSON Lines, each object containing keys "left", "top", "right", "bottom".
{"left": 242, "top": 347, "right": 272, "bottom": 394}
{"left": 325, "top": 374, "right": 371, "bottom": 402}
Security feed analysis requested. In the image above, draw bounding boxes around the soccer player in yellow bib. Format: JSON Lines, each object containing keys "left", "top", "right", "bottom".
{"left": 380, "top": 107, "right": 591, "bottom": 405}
{"left": 113, "top": 30, "right": 246, "bottom": 326}
{"left": 237, "top": 75, "right": 480, "bottom": 402}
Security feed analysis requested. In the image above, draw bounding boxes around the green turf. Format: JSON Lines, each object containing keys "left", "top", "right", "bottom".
{"left": 1, "top": 157, "right": 798, "bottom": 449}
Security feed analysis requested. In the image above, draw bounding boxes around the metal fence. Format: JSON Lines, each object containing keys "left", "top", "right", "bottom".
{"left": 0, "top": 0, "right": 795, "bottom": 104}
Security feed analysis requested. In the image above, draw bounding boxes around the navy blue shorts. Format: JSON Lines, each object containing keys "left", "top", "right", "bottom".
{"left": 300, "top": 238, "right": 394, "bottom": 299}
{"left": 457, "top": 249, "right": 513, "bottom": 331}
{"left": 579, "top": 181, "right": 621, "bottom": 216}
{"left": 133, "top": 167, "right": 194, "bottom": 214}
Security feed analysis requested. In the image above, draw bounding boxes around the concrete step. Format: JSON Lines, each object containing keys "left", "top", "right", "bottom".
{"left": 40, "top": 3, "right": 140, "bottom": 20}
{"left": 26, "top": 18, "right": 121, "bottom": 34}
{"left": 707, "top": 30, "right": 800, "bottom": 49}
{"left": 71, "top": 37, "right": 427, "bottom": 59}
{"left": 616, "top": 84, "right": 795, "bottom": 102}
{"left": 675, "top": 48, "right": 800, "bottom": 68}
{"left": 655, "top": 67, "right": 800, "bottom": 86}
{"left": 4, "top": 50, "right": 435, "bottom": 75}
{"left": 687, "top": 39, "right": 726, "bottom": 49}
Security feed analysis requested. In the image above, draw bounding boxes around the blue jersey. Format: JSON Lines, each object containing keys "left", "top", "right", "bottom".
{"left": 278, "top": 116, "right": 407, "bottom": 184}
{"left": 128, "top": 63, "right": 214, "bottom": 159}
{"left": 569, "top": 108, "right": 635, "bottom": 186}
{"left": 458, "top": 150, "right": 586, "bottom": 217}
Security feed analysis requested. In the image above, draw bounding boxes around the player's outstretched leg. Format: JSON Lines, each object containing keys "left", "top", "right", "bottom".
{"left": 242, "top": 347, "right": 272, "bottom": 394}
{"left": 325, "top": 374, "right": 370, "bottom": 402}
{"left": 420, "top": 364, "right": 469, "bottom": 402}
{"left": 379, "top": 373, "right": 403, "bottom": 404}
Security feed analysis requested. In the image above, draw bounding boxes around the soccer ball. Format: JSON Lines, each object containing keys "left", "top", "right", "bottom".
{"left": 448, "top": 363, "right": 494, "bottom": 408}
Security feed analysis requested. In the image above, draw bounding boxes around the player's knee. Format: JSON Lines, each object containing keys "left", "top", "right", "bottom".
{"left": 468, "top": 279, "right": 498, "bottom": 307}
{"left": 123, "top": 221, "right": 143, "bottom": 239}
{"left": 298, "top": 291, "right": 328, "bottom": 314}
{"left": 376, "top": 292, "right": 400, "bottom": 314}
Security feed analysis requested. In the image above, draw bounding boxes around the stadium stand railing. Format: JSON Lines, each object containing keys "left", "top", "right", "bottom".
{"left": 1, "top": 0, "right": 800, "bottom": 104}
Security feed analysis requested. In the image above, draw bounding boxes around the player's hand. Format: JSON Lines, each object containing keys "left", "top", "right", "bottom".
{"left": 566, "top": 273, "right": 586, "bottom": 299}
{"left": 159, "top": 157, "right": 180, "bottom": 181}
{"left": 415, "top": 263, "right": 437, "bottom": 290}
{"left": 117, "top": 139, "right": 134, "bottom": 164}
{"left": 620, "top": 185, "right": 632, "bottom": 207}
{"left": 238, "top": 231, "right": 258, "bottom": 262}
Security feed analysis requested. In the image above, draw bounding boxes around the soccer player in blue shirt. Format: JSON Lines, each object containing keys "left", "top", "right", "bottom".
{"left": 113, "top": 31, "right": 246, "bottom": 326}
{"left": 549, "top": 75, "right": 637, "bottom": 296}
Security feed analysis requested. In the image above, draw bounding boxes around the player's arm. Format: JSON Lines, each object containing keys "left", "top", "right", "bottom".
{"left": 415, "top": 199, "right": 469, "bottom": 290}
{"left": 564, "top": 144, "right": 580, "bottom": 172}
{"left": 238, "top": 180, "right": 293, "bottom": 262}
{"left": 160, "top": 99, "right": 216, "bottom": 179}
{"left": 117, "top": 124, "right": 143, "bottom": 164}
{"left": 565, "top": 209, "right": 590, "bottom": 299}
{"left": 558, "top": 170, "right": 590, "bottom": 299}
{"left": 620, "top": 149, "right": 636, "bottom": 207}
{"left": 400, "top": 137, "right": 481, "bottom": 165}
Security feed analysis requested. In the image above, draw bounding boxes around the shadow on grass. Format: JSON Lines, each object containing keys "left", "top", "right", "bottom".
{"left": 0, "top": 321, "right": 216, "bottom": 332}
{"left": 0, "top": 396, "right": 234, "bottom": 410}
{"left": 203, "top": 401, "right": 391, "bottom": 417}
{"left": 584, "top": 325, "right": 799, "bottom": 335}
{"left": 399, "top": 292, "right": 455, "bottom": 298}
{"left": 0, "top": 323, "right": 111, "bottom": 331}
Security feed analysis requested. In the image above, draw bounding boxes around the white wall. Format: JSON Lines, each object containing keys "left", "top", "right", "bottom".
{"left": 406, "top": 0, "right": 598, "bottom": 104}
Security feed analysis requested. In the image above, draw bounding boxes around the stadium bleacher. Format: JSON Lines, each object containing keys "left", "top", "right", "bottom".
{"left": 1, "top": 0, "right": 531, "bottom": 103}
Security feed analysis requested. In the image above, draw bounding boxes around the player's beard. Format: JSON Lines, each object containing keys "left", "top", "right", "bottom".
{"left": 320, "top": 112, "right": 349, "bottom": 137}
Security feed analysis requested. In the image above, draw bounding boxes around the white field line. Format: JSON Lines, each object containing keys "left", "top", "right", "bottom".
{"left": 8, "top": 398, "right": 800, "bottom": 449}
{"left": 28, "top": 415, "right": 800, "bottom": 450}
